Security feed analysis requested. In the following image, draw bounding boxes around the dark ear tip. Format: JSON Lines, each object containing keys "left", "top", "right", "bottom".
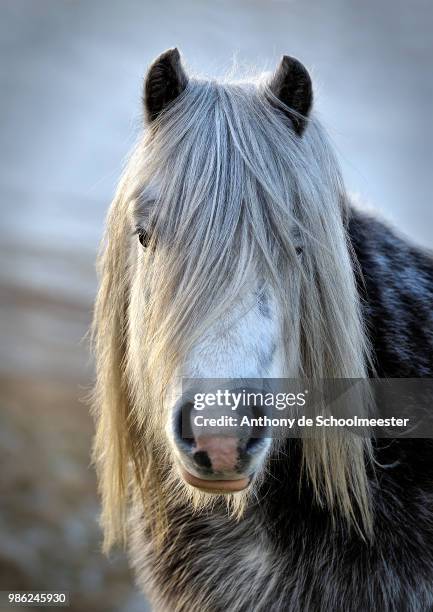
{"left": 280, "top": 55, "right": 311, "bottom": 79}
{"left": 155, "top": 47, "right": 181, "bottom": 63}
{"left": 281, "top": 55, "right": 294, "bottom": 65}
{"left": 147, "top": 48, "right": 182, "bottom": 75}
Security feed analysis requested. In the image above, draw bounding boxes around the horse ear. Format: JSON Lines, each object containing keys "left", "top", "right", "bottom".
{"left": 144, "top": 48, "right": 188, "bottom": 122}
{"left": 268, "top": 55, "right": 313, "bottom": 135}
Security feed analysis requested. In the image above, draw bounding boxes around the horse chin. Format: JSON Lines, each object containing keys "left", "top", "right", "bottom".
{"left": 180, "top": 467, "right": 250, "bottom": 494}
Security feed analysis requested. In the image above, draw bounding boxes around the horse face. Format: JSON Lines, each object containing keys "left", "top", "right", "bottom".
{"left": 133, "top": 47, "right": 312, "bottom": 495}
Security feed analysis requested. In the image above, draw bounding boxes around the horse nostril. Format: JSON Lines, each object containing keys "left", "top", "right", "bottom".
{"left": 175, "top": 401, "right": 194, "bottom": 448}
{"left": 244, "top": 403, "right": 269, "bottom": 452}
{"left": 193, "top": 450, "right": 212, "bottom": 469}
{"left": 245, "top": 437, "right": 263, "bottom": 452}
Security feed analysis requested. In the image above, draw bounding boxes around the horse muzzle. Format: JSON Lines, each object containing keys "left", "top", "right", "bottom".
{"left": 172, "top": 394, "right": 270, "bottom": 493}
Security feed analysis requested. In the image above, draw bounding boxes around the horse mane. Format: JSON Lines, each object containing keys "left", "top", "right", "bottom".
{"left": 92, "top": 74, "right": 373, "bottom": 552}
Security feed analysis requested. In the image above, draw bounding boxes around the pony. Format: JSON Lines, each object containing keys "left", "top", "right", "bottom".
{"left": 92, "top": 48, "right": 433, "bottom": 611}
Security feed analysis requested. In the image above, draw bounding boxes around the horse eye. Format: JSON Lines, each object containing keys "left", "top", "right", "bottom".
{"left": 295, "top": 246, "right": 303, "bottom": 256}
{"left": 138, "top": 229, "right": 151, "bottom": 248}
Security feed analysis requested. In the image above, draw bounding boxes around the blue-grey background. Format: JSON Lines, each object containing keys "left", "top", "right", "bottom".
{"left": 0, "top": 1, "right": 432, "bottom": 611}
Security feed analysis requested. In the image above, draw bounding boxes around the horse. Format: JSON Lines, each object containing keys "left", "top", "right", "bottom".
{"left": 92, "top": 48, "right": 433, "bottom": 611}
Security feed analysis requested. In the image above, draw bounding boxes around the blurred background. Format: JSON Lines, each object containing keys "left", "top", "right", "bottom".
{"left": 0, "top": 1, "right": 432, "bottom": 610}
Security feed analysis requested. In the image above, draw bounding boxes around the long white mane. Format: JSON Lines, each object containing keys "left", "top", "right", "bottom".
{"left": 92, "top": 75, "right": 373, "bottom": 550}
